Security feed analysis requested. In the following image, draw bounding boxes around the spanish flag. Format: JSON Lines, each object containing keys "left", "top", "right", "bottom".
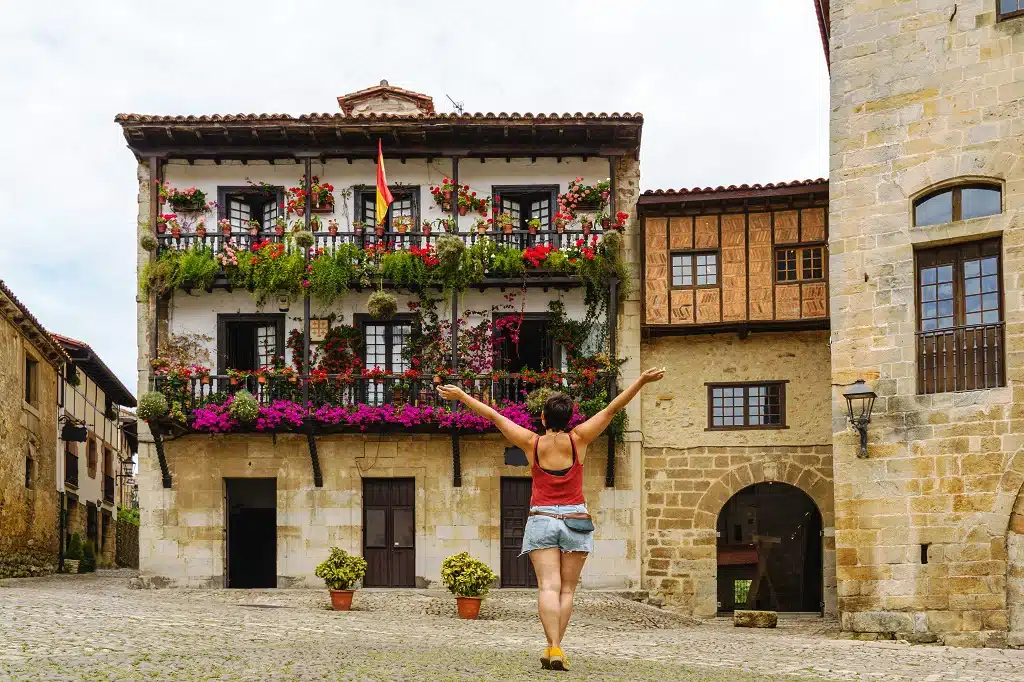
{"left": 375, "top": 139, "right": 394, "bottom": 225}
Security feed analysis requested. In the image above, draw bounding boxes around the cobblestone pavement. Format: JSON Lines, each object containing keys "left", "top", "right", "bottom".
{"left": 2, "top": 571, "right": 1024, "bottom": 681}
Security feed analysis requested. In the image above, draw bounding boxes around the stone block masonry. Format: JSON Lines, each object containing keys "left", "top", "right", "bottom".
{"left": 829, "top": 0, "right": 1024, "bottom": 648}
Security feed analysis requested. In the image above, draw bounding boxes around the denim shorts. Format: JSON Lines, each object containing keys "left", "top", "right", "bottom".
{"left": 520, "top": 504, "right": 594, "bottom": 556}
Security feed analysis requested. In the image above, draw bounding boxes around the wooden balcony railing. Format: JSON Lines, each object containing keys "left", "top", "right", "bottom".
{"left": 103, "top": 475, "right": 115, "bottom": 503}
{"left": 917, "top": 322, "right": 1005, "bottom": 394}
{"left": 156, "top": 227, "right": 604, "bottom": 257}
{"left": 64, "top": 451, "right": 79, "bottom": 488}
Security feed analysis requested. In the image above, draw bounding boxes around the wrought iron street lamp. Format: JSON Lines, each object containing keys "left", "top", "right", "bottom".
{"left": 843, "top": 379, "right": 876, "bottom": 458}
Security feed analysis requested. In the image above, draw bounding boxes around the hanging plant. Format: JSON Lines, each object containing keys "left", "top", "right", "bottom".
{"left": 229, "top": 391, "right": 259, "bottom": 422}
{"left": 367, "top": 290, "right": 398, "bottom": 320}
{"left": 140, "top": 234, "right": 158, "bottom": 252}
{"left": 429, "top": 178, "right": 458, "bottom": 211}
{"left": 435, "top": 234, "right": 465, "bottom": 268}
{"left": 137, "top": 392, "right": 169, "bottom": 422}
{"left": 294, "top": 231, "right": 315, "bottom": 249}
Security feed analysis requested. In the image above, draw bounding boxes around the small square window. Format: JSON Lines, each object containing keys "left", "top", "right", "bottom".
{"left": 775, "top": 247, "right": 823, "bottom": 282}
{"left": 709, "top": 383, "right": 785, "bottom": 429}
{"left": 671, "top": 253, "right": 717, "bottom": 288}
{"left": 24, "top": 355, "right": 39, "bottom": 406}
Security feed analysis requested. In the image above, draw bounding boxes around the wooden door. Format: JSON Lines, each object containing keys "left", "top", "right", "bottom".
{"left": 501, "top": 478, "right": 537, "bottom": 587}
{"left": 363, "top": 479, "right": 416, "bottom": 587}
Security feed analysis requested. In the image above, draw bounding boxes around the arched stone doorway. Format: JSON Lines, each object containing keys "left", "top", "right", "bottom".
{"left": 716, "top": 482, "right": 823, "bottom": 614}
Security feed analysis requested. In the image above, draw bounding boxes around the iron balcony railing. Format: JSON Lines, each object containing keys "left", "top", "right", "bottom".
{"left": 155, "top": 226, "right": 604, "bottom": 257}
{"left": 916, "top": 322, "right": 1005, "bottom": 394}
{"left": 154, "top": 372, "right": 613, "bottom": 427}
{"left": 64, "top": 451, "right": 79, "bottom": 488}
{"left": 103, "top": 475, "right": 115, "bottom": 503}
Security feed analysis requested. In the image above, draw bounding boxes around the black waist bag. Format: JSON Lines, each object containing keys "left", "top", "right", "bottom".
{"left": 564, "top": 517, "right": 595, "bottom": 534}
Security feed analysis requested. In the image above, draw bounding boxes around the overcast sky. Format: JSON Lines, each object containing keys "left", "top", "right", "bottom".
{"left": 0, "top": 1, "right": 828, "bottom": 392}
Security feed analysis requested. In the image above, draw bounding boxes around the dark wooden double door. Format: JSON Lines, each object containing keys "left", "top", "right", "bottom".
{"left": 363, "top": 479, "right": 416, "bottom": 587}
{"left": 501, "top": 478, "right": 537, "bottom": 588}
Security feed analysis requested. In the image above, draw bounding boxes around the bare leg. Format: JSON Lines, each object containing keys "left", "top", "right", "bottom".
{"left": 529, "top": 548, "right": 563, "bottom": 648}
{"left": 558, "top": 551, "right": 588, "bottom": 641}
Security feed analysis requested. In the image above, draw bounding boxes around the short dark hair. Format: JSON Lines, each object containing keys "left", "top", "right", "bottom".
{"left": 543, "top": 392, "right": 574, "bottom": 432}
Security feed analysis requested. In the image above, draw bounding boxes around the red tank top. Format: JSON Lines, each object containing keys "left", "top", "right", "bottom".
{"left": 530, "top": 433, "right": 585, "bottom": 507}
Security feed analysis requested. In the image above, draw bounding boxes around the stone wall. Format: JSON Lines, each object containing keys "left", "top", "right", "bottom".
{"left": 137, "top": 434, "right": 635, "bottom": 588}
{"left": 829, "top": 0, "right": 1024, "bottom": 647}
{"left": 0, "top": 313, "right": 60, "bottom": 571}
{"left": 640, "top": 331, "right": 835, "bottom": 615}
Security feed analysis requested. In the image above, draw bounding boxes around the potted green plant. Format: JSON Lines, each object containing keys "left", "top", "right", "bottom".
{"left": 315, "top": 547, "right": 368, "bottom": 611}
{"left": 441, "top": 552, "right": 496, "bottom": 619}
{"left": 393, "top": 215, "right": 412, "bottom": 234}
{"left": 247, "top": 219, "right": 261, "bottom": 237}
{"left": 65, "top": 533, "right": 83, "bottom": 574}
{"left": 497, "top": 213, "right": 516, "bottom": 235}
{"left": 527, "top": 218, "right": 542, "bottom": 235}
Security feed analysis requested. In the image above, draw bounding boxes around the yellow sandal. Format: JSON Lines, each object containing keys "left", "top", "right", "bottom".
{"left": 540, "top": 647, "right": 552, "bottom": 669}
{"left": 549, "top": 647, "right": 570, "bottom": 671}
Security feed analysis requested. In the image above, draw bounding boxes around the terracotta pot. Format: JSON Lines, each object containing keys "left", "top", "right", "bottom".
{"left": 458, "top": 205, "right": 468, "bottom": 216}
{"left": 275, "top": 226, "right": 285, "bottom": 237}
{"left": 330, "top": 589, "right": 355, "bottom": 611}
{"left": 433, "top": 375, "right": 443, "bottom": 385}
{"left": 249, "top": 227, "right": 259, "bottom": 237}
{"left": 229, "top": 377, "right": 239, "bottom": 386}
{"left": 456, "top": 596, "right": 482, "bottom": 620}
{"left": 502, "top": 224, "right": 514, "bottom": 235}
{"left": 442, "top": 190, "right": 452, "bottom": 202}
{"left": 422, "top": 226, "right": 432, "bottom": 238}
{"left": 582, "top": 224, "right": 592, "bottom": 237}
{"left": 156, "top": 222, "right": 166, "bottom": 234}
{"left": 555, "top": 224, "right": 566, "bottom": 234}
{"left": 477, "top": 225, "right": 487, "bottom": 235}
{"left": 196, "top": 227, "right": 207, "bottom": 239}
{"left": 376, "top": 226, "right": 385, "bottom": 238}
{"left": 222, "top": 226, "right": 233, "bottom": 237}
{"left": 600, "top": 217, "right": 612, "bottom": 229}
{"left": 528, "top": 227, "right": 537, "bottom": 235}
{"left": 328, "top": 226, "right": 338, "bottom": 236}
{"left": 257, "top": 375, "right": 267, "bottom": 384}
{"left": 201, "top": 376, "right": 211, "bottom": 385}
{"left": 171, "top": 228, "right": 181, "bottom": 239}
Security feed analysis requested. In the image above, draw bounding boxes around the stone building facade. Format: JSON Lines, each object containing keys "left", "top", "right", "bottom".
{"left": 0, "top": 281, "right": 68, "bottom": 576}
{"left": 121, "top": 83, "right": 645, "bottom": 589}
{"left": 637, "top": 181, "right": 835, "bottom": 617}
{"left": 825, "top": 0, "right": 1024, "bottom": 647}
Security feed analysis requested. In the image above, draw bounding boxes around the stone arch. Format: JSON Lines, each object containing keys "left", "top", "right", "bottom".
{"left": 688, "top": 454, "right": 836, "bottom": 617}
{"left": 1006, "top": 461, "right": 1024, "bottom": 648}
{"left": 694, "top": 455, "right": 834, "bottom": 531}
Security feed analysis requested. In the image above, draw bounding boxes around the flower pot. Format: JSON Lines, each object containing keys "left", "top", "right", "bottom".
{"left": 275, "top": 226, "right": 285, "bottom": 237}
{"left": 257, "top": 375, "right": 267, "bottom": 385}
{"left": 422, "top": 226, "right": 432, "bottom": 238}
{"left": 528, "top": 227, "right": 537, "bottom": 235}
{"left": 456, "top": 596, "right": 482, "bottom": 620}
{"left": 328, "top": 226, "right": 338, "bottom": 236}
{"left": 196, "top": 227, "right": 207, "bottom": 239}
{"left": 582, "top": 224, "right": 592, "bottom": 237}
{"left": 222, "top": 226, "right": 233, "bottom": 237}
{"left": 600, "top": 217, "right": 612, "bottom": 229}
{"left": 477, "top": 225, "right": 487, "bottom": 235}
{"left": 329, "top": 589, "right": 355, "bottom": 611}
{"left": 433, "top": 375, "right": 443, "bottom": 385}
{"left": 555, "top": 224, "right": 566, "bottom": 234}
{"left": 201, "top": 376, "right": 211, "bottom": 385}
{"left": 458, "top": 205, "right": 468, "bottom": 216}
{"left": 229, "top": 377, "right": 239, "bottom": 386}
{"left": 502, "top": 225, "right": 514, "bottom": 235}
{"left": 442, "top": 190, "right": 452, "bottom": 202}
{"left": 289, "top": 376, "right": 298, "bottom": 384}
{"left": 311, "top": 202, "right": 333, "bottom": 215}
{"left": 156, "top": 223, "right": 166, "bottom": 234}
{"left": 396, "top": 225, "right": 408, "bottom": 234}
{"left": 248, "top": 227, "right": 259, "bottom": 237}
{"left": 171, "top": 228, "right": 181, "bottom": 239}
{"left": 376, "top": 226, "right": 385, "bottom": 238}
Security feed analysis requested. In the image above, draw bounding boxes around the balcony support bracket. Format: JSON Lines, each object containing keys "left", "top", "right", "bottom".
{"left": 152, "top": 427, "right": 172, "bottom": 489}
{"left": 307, "top": 433, "right": 324, "bottom": 488}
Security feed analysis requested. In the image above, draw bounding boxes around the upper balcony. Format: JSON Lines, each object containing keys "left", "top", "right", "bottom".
{"left": 638, "top": 179, "right": 830, "bottom": 337}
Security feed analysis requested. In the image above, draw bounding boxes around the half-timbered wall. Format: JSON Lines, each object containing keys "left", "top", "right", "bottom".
{"left": 643, "top": 206, "right": 828, "bottom": 327}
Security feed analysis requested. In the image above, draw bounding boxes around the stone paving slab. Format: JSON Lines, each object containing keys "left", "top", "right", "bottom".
{"left": 2, "top": 571, "right": 1024, "bottom": 681}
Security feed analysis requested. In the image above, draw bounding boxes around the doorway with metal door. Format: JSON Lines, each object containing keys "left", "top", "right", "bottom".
{"left": 225, "top": 478, "right": 277, "bottom": 588}
{"left": 362, "top": 478, "right": 416, "bottom": 587}
{"left": 501, "top": 478, "right": 537, "bottom": 587}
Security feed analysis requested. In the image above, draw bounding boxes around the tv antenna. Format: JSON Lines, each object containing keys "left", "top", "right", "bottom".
{"left": 446, "top": 94, "right": 465, "bottom": 114}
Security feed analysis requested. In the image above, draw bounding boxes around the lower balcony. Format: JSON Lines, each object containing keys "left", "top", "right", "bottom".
{"left": 150, "top": 372, "right": 613, "bottom": 437}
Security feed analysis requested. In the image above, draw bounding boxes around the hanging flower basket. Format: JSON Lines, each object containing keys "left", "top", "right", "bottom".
{"left": 421, "top": 220, "right": 433, "bottom": 238}
{"left": 367, "top": 291, "right": 398, "bottom": 320}
{"left": 311, "top": 197, "right": 334, "bottom": 214}
{"left": 219, "top": 219, "right": 232, "bottom": 237}
{"left": 327, "top": 219, "right": 339, "bottom": 236}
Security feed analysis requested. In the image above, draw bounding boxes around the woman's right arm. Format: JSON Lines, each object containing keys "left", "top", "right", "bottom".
{"left": 571, "top": 368, "right": 665, "bottom": 446}
{"left": 436, "top": 384, "right": 538, "bottom": 456}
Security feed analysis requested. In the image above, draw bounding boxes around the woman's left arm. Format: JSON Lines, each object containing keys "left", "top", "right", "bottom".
{"left": 436, "top": 385, "right": 537, "bottom": 453}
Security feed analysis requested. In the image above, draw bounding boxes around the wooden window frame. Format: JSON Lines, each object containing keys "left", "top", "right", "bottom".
{"left": 217, "top": 185, "right": 286, "bottom": 229}
{"left": 355, "top": 314, "right": 416, "bottom": 373}
{"left": 998, "top": 0, "right": 1024, "bottom": 21}
{"left": 774, "top": 244, "right": 826, "bottom": 284}
{"left": 705, "top": 381, "right": 788, "bottom": 431}
{"left": 216, "top": 313, "right": 286, "bottom": 374}
{"left": 912, "top": 183, "right": 1002, "bottom": 227}
{"left": 87, "top": 436, "right": 98, "bottom": 478}
{"left": 914, "top": 237, "right": 1005, "bottom": 393}
{"left": 670, "top": 251, "right": 720, "bottom": 290}
{"left": 23, "top": 353, "right": 39, "bottom": 407}
{"left": 491, "top": 185, "right": 559, "bottom": 231}
{"left": 354, "top": 185, "right": 420, "bottom": 230}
